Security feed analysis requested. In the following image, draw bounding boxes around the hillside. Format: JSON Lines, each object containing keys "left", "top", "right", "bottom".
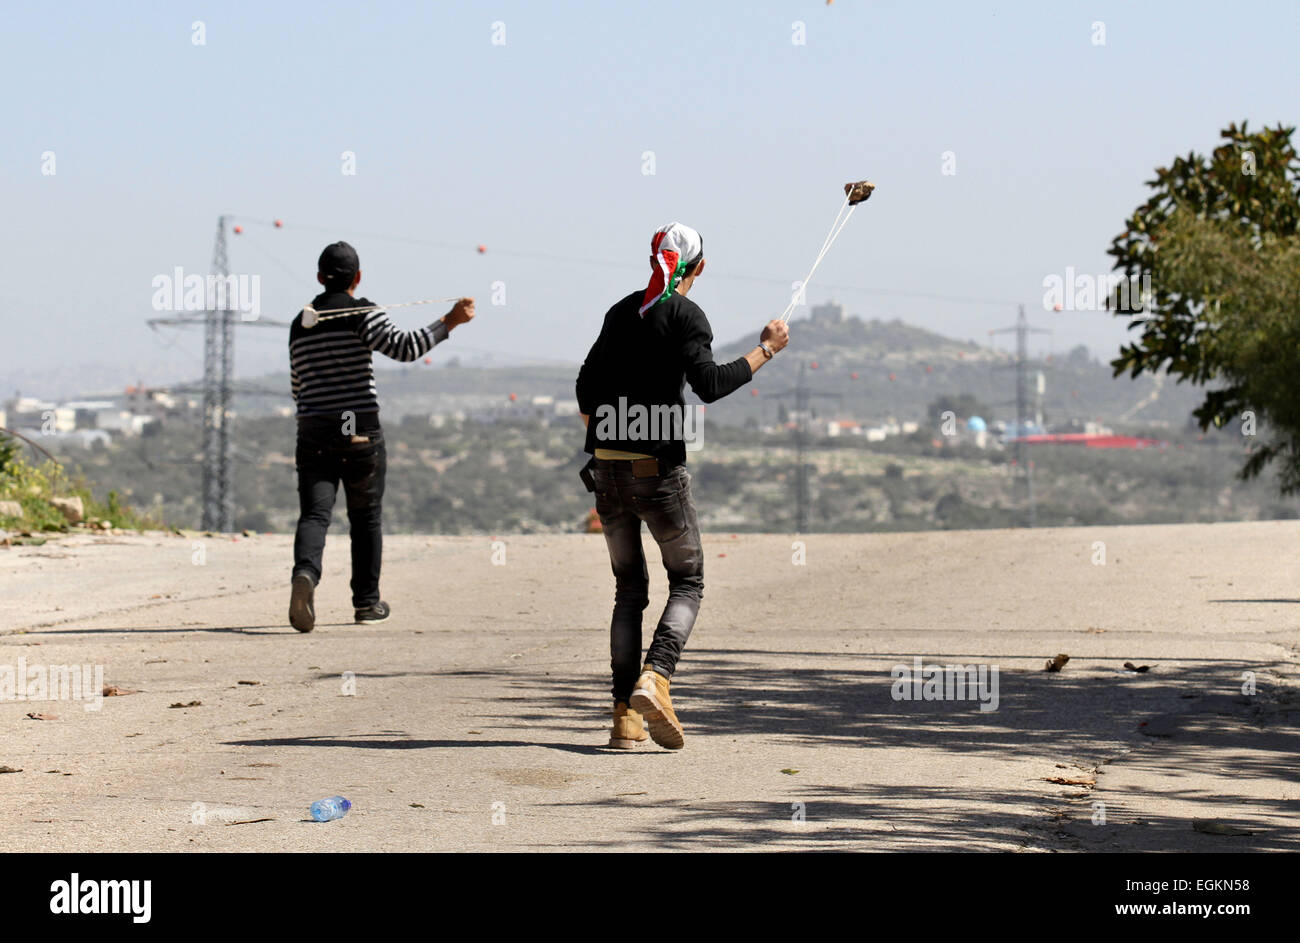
{"left": 36, "top": 410, "right": 1295, "bottom": 536}
{"left": 224, "top": 309, "right": 1202, "bottom": 432}
{"left": 14, "top": 310, "right": 1253, "bottom": 535}
{"left": 707, "top": 311, "right": 1201, "bottom": 431}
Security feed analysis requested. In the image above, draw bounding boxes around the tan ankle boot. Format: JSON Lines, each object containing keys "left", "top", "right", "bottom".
{"left": 609, "top": 700, "right": 649, "bottom": 749}
{"left": 629, "top": 666, "right": 684, "bottom": 750}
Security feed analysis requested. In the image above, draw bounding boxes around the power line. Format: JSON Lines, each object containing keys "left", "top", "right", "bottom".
{"left": 230, "top": 216, "right": 1017, "bottom": 309}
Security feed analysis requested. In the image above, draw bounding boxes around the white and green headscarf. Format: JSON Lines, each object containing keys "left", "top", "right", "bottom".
{"left": 639, "top": 222, "right": 703, "bottom": 316}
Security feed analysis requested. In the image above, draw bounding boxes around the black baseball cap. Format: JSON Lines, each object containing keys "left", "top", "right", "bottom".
{"left": 318, "top": 241, "right": 360, "bottom": 280}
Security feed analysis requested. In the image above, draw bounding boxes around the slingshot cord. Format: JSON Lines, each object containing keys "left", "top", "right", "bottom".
{"left": 779, "top": 196, "right": 859, "bottom": 323}
{"left": 304, "top": 297, "right": 461, "bottom": 324}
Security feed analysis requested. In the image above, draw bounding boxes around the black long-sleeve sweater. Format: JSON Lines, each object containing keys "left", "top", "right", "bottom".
{"left": 575, "top": 290, "right": 752, "bottom": 465}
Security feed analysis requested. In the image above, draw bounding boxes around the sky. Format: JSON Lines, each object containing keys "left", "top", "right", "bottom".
{"left": 3, "top": 0, "right": 1298, "bottom": 394}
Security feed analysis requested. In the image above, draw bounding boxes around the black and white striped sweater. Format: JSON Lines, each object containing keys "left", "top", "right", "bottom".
{"left": 289, "top": 291, "right": 449, "bottom": 418}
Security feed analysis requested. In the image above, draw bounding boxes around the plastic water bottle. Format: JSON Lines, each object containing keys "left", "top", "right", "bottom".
{"left": 310, "top": 796, "right": 352, "bottom": 822}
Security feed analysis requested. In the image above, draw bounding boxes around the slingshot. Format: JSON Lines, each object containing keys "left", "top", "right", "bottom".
{"left": 778, "top": 180, "right": 875, "bottom": 323}
{"left": 300, "top": 297, "right": 461, "bottom": 328}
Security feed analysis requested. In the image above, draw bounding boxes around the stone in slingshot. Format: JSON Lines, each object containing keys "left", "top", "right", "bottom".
{"left": 844, "top": 180, "right": 875, "bottom": 205}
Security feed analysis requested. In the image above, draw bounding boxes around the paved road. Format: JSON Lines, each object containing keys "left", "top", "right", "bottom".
{"left": 1, "top": 523, "right": 1296, "bottom": 851}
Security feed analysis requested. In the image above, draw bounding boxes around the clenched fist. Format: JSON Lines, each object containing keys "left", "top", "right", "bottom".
{"left": 445, "top": 297, "right": 475, "bottom": 330}
{"left": 761, "top": 319, "right": 790, "bottom": 354}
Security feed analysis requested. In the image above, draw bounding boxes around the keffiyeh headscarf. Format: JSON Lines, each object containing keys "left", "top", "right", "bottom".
{"left": 639, "top": 222, "right": 703, "bottom": 316}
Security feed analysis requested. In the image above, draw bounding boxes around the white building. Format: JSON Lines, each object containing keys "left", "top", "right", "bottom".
{"left": 4, "top": 396, "right": 56, "bottom": 429}
{"left": 95, "top": 410, "right": 154, "bottom": 436}
{"left": 124, "top": 386, "right": 179, "bottom": 421}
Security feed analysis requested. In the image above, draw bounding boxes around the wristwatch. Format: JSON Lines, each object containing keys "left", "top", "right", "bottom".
{"left": 758, "top": 342, "right": 775, "bottom": 359}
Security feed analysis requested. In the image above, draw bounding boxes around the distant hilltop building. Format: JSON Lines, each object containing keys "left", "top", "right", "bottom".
{"left": 809, "top": 301, "right": 845, "bottom": 325}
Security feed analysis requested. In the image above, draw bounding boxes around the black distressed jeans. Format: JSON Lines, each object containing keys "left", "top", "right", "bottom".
{"left": 592, "top": 460, "right": 704, "bottom": 702}
{"left": 293, "top": 415, "right": 387, "bottom": 609}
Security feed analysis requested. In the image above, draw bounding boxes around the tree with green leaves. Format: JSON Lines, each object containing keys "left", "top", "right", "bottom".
{"left": 1110, "top": 121, "right": 1300, "bottom": 492}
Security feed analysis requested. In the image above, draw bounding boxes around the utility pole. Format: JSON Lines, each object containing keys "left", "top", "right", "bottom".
{"left": 992, "top": 304, "right": 1049, "bottom": 527}
{"left": 202, "top": 215, "right": 232, "bottom": 532}
{"left": 147, "top": 215, "right": 290, "bottom": 532}
{"left": 770, "top": 360, "right": 840, "bottom": 533}
{"left": 794, "top": 362, "right": 809, "bottom": 533}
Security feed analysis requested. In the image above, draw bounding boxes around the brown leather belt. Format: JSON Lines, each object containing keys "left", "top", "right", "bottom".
{"left": 594, "top": 456, "right": 668, "bottom": 478}
{"left": 631, "top": 457, "right": 661, "bottom": 479}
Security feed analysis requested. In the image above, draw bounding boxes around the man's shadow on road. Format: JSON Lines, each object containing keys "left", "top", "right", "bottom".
{"left": 22, "top": 623, "right": 354, "bottom": 635}
{"left": 224, "top": 734, "right": 667, "bottom": 758}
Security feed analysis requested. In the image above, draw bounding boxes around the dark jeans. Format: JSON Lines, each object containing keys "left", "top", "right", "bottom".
{"left": 293, "top": 415, "right": 387, "bottom": 609}
{"left": 592, "top": 460, "right": 704, "bottom": 702}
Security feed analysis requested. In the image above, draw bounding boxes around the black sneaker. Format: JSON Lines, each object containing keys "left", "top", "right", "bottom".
{"left": 289, "top": 574, "right": 316, "bottom": 633}
{"left": 354, "top": 601, "right": 391, "bottom": 625}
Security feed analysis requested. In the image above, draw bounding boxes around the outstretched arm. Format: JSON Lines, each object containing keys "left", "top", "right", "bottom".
{"left": 683, "top": 316, "right": 789, "bottom": 402}
{"left": 357, "top": 298, "right": 475, "bottom": 362}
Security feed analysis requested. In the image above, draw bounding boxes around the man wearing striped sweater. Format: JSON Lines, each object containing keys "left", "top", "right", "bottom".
{"left": 288, "top": 241, "right": 474, "bottom": 631}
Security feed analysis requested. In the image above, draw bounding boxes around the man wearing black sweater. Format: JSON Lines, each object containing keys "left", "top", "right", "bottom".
{"left": 576, "top": 222, "right": 789, "bottom": 750}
